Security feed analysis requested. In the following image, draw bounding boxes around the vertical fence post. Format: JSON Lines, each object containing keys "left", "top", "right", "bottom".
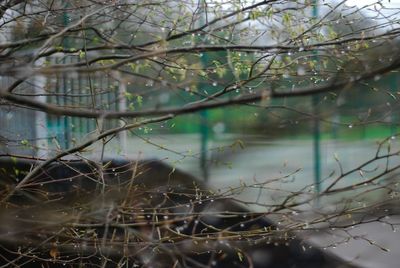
{"left": 34, "top": 58, "right": 49, "bottom": 158}
{"left": 391, "top": 74, "right": 398, "bottom": 135}
{"left": 199, "top": 0, "right": 209, "bottom": 182}
{"left": 312, "top": 0, "right": 321, "bottom": 196}
{"left": 46, "top": 3, "right": 71, "bottom": 151}
{"left": 200, "top": 109, "right": 209, "bottom": 181}
{"left": 62, "top": 6, "right": 71, "bottom": 149}
{"left": 118, "top": 75, "right": 128, "bottom": 154}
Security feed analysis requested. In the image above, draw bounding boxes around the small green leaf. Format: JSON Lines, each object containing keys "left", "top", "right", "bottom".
{"left": 128, "top": 63, "right": 136, "bottom": 71}
{"left": 79, "top": 50, "right": 85, "bottom": 59}
{"left": 20, "top": 139, "right": 29, "bottom": 146}
{"left": 237, "top": 251, "right": 243, "bottom": 262}
{"left": 137, "top": 95, "right": 143, "bottom": 106}
{"left": 124, "top": 91, "right": 133, "bottom": 101}
{"left": 267, "top": 8, "right": 274, "bottom": 19}
{"left": 283, "top": 13, "right": 292, "bottom": 25}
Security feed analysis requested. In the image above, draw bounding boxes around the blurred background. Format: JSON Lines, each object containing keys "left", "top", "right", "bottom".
{"left": 1, "top": 1, "right": 400, "bottom": 266}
